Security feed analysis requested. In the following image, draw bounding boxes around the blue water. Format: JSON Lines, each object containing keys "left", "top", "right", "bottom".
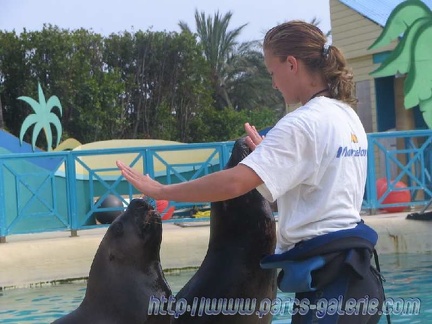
{"left": 0, "top": 253, "right": 430, "bottom": 323}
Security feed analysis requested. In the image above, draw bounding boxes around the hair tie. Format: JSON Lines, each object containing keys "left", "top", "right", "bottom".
{"left": 322, "top": 43, "right": 331, "bottom": 58}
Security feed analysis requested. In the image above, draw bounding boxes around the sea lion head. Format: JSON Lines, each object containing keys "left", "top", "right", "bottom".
{"left": 212, "top": 136, "right": 274, "bottom": 223}
{"left": 99, "top": 198, "right": 163, "bottom": 269}
{"left": 226, "top": 137, "right": 251, "bottom": 169}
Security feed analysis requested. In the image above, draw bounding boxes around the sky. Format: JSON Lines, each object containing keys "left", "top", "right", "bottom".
{"left": 0, "top": 0, "right": 331, "bottom": 42}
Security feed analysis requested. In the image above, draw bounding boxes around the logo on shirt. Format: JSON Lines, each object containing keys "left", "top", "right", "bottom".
{"left": 336, "top": 146, "right": 367, "bottom": 158}
{"left": 336, "top": 132, "right": 366, "bottom": 158}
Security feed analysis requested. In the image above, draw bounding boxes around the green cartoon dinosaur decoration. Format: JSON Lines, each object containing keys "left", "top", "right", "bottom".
{"left": 369, "top": 0, "right": 432, "bottom": 128}
{"left": 18, "top": 82, "right": 63, "bottom": 151}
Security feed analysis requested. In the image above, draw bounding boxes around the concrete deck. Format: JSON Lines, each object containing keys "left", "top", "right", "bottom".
{"left": 1, "top": 212, "right": 432, "bottom": 289}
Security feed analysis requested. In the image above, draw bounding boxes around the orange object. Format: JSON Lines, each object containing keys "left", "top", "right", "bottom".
{"left": 376, "top": 178, "right": 411, "bottom": 213}
{"left": 155, "top": 200, "right": 175, "bottom": 220}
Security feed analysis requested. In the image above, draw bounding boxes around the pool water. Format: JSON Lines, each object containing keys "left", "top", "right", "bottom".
{"left": 0, "top": 253, "right": 430, "bottom": 323}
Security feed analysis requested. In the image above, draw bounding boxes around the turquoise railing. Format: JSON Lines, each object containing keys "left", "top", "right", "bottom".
{"left": 1, "top": 130, "right": 432, "bottom": 242}
{"left": 365, "top": 129, "right": 432, "bottom": 214}
{"left": 0, "top": 141, "right": 233, "bottom": 241}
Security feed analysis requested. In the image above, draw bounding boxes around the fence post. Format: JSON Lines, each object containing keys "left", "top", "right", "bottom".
{"left": 144, "top": 148, "right": 155, "bottom": 178}
{"left": 366, "top": 134, "right": 378, "bottom": 214}
{"left": 66, "top": 152, "right": 79, "bottom": 237}
{"left": 221, "top": 142, "right": 232, "bottom": 169}
{"left": 0, "top": 159, "right": 6, "bottom": 242}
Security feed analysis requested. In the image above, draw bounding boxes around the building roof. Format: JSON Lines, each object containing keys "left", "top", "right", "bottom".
{"left": 339, "top": 0, "right": 432, "bottom": 27}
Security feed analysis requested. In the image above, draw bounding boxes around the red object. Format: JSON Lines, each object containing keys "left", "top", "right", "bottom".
{"left": 155, "top": 200, "right": 175, "bottom": 220}
{"left": 376, "top": 178, "right": 411, "bottom": 213}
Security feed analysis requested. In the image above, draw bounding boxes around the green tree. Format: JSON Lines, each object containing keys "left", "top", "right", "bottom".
{"left": 0, "top": 23, "right": 276, "bottom": 144}
{"left": 0, "top": 95, "right": 4, "bottom": 129}
{"left": 104, "top": 30, "right": 213, "bottom": 142}
{"left": 22, "top": 26, "right": 126, "bottom": 143}
{"left": 65, "top": 28, "right": 126, "bottom": 142}
{"left": 188, "top": 105, "right": 279, "bottom": 142}
{"left": 179, "top": 10, "right": 244, "bottom": 109}
{"left": 0, "top": 30, "right": 32, "bottom": 135}
{"left": 369, "top": 0, "right": 432, "bottom": 128}
{"left": 179, "top": 10, "right": 283, "bottom": 113}
{"left": 0, "top": 26, "right": 128, "bottom": 144}
{"left": 18, "top": 82, "right": 62, "bottom": 151}
{"left": 167, "top": 33, "right": 214, "bottom": 142}
{"left": 225, "top": 41, "right": 283, "bottom": 114}
{"left": 103, "top": 27, "right": 280, "bottom": 142}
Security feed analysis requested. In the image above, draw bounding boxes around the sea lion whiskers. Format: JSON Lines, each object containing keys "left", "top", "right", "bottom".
{"left": 135, "top": 210, "right": 162, "bottom": 236}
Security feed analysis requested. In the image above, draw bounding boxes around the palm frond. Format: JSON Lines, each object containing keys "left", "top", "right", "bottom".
{"left": 46, "top": 95, "right": 63, "bottom": 115}
{"left": 418, "top": 96, "right": 432, "bottom": 128}
{"left": 371, "top": 17, "right": 429, "bottom": 77}
{"left": 37, "top": 83, "right": 47, "bottom": 111}
{"left": 32, "top": 122, "right": 45, "bottom": 150}
{"left": 178, "top": 20, "right": 192, "bottom": 34}
{"left": 19, "top": 114, "right": 38, "bottom": 145}
{"left": 17, "top": 96, "right": 41, "bottom": 114}
{"left": 47, "top": 113, "right": 63, "bottom": 148}
{"left": 369, "top": 0, "right": 432, "bottom": 50}
{"left": 404, "top": 21, "right": 432, "bottom": 108}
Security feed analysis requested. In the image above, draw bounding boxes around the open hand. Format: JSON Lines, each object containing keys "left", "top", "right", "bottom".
{"left": 244, "top": 122, "right": 264, "bottom": 151}
{"left": 116, "top": 160, "right": 162, "bottom": 199}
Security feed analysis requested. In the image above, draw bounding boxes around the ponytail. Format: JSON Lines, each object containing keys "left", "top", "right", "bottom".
{"left": 323, "top": 45, "right": 357, "bottom": 106}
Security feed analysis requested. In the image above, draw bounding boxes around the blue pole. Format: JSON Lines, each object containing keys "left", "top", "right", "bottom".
{"left": 366, "top": 134, "right": 378, "bottom": 214}
{"left": 0, "top": 159, "right": 6, "bottom": 242}
{"left": 66, "top": 152, "right": 78, "bottom": 236}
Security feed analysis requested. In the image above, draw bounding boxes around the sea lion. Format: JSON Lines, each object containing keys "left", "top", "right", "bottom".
{"left": 52, "top": 199, "right": 171, "bottom": 324}
{"left": 172, "top": 137, "right": 277, "bottom": 323}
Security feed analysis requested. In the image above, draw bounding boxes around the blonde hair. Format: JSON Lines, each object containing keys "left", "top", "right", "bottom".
{"left": 264, "top": 21, "right": 357, "bottom": 106}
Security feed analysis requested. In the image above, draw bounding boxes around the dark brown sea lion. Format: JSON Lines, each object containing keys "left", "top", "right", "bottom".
{"left": 171, "top": 137, "right": 277, "bottom": 323}
{"left": 52, "top": 199, "right": 171, "bottom": 324}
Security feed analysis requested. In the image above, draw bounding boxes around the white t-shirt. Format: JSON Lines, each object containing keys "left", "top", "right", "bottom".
{"left": 240, "top": 96, "right": 367, "bottom": 254}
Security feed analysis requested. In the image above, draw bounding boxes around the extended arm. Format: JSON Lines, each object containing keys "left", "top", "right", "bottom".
{"left": 116, "top": 122, "right": 264, "bottom": 202}
{"left": 116, "top": 161, "right": 263, "bottom": 202}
